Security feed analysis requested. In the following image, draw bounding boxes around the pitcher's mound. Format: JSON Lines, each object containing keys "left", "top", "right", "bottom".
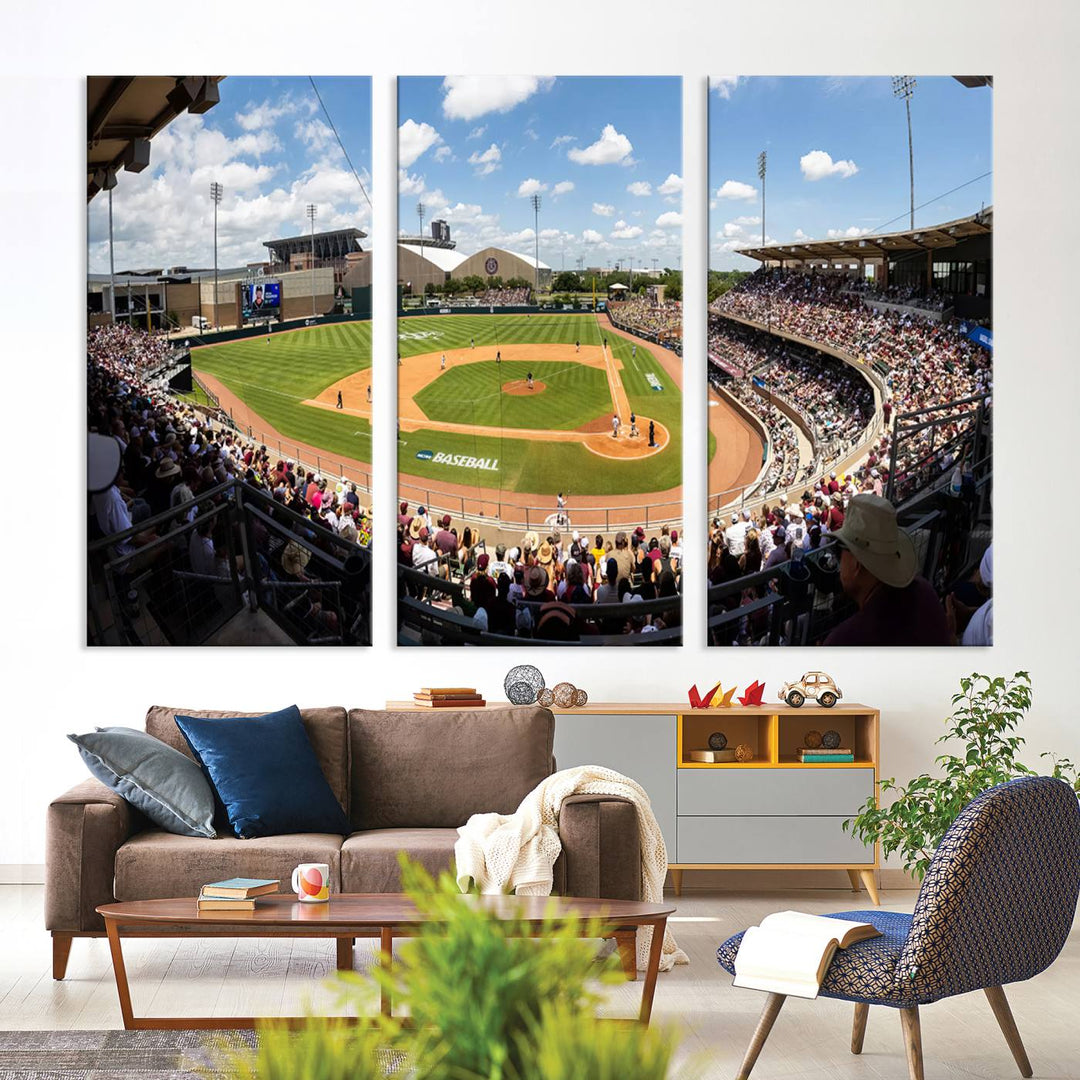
{"left": 503, "top": 379, "right": 546, "bottom": 396}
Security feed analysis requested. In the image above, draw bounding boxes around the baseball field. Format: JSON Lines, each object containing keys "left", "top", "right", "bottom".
{"left": 189, "top": 320, "right": 373, "bottom": 471}
{"left": 395, "top": 313, "right": 682, "bottom": 499}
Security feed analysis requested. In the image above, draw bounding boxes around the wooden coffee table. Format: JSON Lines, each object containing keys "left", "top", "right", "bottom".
{"left": 96, "top": 893, "right": 675, "bottom": 1030}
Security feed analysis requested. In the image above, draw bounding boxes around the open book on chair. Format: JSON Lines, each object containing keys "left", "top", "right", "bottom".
{"left": 732, "top": 911, "right": 882, "bottom": 999}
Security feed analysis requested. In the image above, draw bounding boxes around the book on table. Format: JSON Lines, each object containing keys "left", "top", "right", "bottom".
{"left": 197, "top": 892, "right": 257, "bottom": 912}
{"left": 200, "top": 877, "right": 280, "bottom": 899}
{"left": 732, "top": 910, "right": 882, "bottom": 999}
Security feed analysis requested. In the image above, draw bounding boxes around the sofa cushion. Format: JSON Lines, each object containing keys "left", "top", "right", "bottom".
{"left": 145, "top": 705, "right": 349, "bottom": 814}
{"left": 67, "top": 726, "right": 216, "bottom": 838}
{"left": 174, "top": 707, "right": 350, "bottom": 839}
{"left": 114, "top": 830, "right": 343, "bottom": 901}
{"left": 341, "top": 829, "right": 459, "bottom": 892}
{"left": 348, "top": 707, "right": 554, "bottom": 829}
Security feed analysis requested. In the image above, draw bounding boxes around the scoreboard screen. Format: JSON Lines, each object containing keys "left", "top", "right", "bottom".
{"left": 242, "top": 280, "right": 281, "bottom": 320}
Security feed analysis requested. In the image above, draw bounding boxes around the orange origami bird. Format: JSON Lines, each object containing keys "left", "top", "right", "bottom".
{"left": 710, "top": 683, "right": 737, "bottom": 708}
{"left": 738, "top": 680, "right": 766, "bottom": 707}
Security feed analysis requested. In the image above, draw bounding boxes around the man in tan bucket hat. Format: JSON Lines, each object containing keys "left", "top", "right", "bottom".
{"left": 824, "top": 494, "right": 950, "bottom": 646}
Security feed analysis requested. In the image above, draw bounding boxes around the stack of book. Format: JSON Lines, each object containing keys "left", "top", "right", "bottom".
{"left": 197, "top": 877, "right": 279, "bottom": 911}
{"left": 797, "top": 747, "right": 855, "bottom": 763}
{"left": 412, "top": 687, "right": 486, "bottom": 708}
{"left": 689, "top": 748, "right": 737, "bottom": 763}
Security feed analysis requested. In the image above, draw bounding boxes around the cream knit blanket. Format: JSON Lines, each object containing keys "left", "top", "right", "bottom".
{"left": 454, "top": 765, "right": 688, "bottom": 972}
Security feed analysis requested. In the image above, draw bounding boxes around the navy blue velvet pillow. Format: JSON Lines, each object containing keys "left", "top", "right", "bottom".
{"left": 173, "top": 706, "right": 349, "bottom": 839}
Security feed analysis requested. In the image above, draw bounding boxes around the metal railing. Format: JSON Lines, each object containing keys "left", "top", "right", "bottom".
{"left": 88, "top": 479, "right": 371, "bottom": 646}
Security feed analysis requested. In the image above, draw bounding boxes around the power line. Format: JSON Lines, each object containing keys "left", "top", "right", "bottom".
{"left": 870, "top": 171, "right": 992, "bottom": 234}
{"left": 308, "top": 76, "right": 372, "bottom": 210}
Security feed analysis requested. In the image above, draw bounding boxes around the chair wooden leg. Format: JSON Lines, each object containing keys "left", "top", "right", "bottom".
{"left": 735, "top": 993, "right": 786, "bottom": 1080}
{"left": 858, "top": 869, "right": 881, "bottom": 906}
{"left": 899, "top": 1006, "right": 924, "bottom": 1080}
{"left": 670, "top": 868, "right": 683, "bottom": 896}
{"left": 984, "top": 986, "right": 1033, "bottom": 1077}
{"left": 847, "top": 869, "right": 862, "bottom": 893}
{"left": 851, "top": 1002, "right": 869, "bottom": 1054}
{"left": 52, "top": 932, "right": 74, "bottom": 981}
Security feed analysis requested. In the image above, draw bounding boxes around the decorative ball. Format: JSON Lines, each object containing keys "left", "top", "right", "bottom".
{"left": 552, "top": 682, "right": 576, "bottom": 709}
{"left": 537, "top": 687, "right": 555, "bottom": 707}
{"left": 822, "top": 730, "right": 842, "bottom": 749}
{"left": 707, "top": 731, "right": 728, "bottom": 751}
{"left": 804, "top": 730, "right": 823, "bottom": 749}
{"left": 572, "top": 687, "right": 589, "bottom": 707}
{"left": 504, "top": 664, "right": 545, "bottom": 705}
{"left": 735, "top": 743, "right": 754, "bottom": 762}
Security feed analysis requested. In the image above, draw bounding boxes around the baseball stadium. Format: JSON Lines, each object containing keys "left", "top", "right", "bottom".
{"left": 87, "top": 76, "right": 374, "bottom": 647}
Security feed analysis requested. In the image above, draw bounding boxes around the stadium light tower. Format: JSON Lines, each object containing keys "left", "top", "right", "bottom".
{"left": 757, "top": 150, "right": 767, "bottom": 249}
{"left": 306, "top": 203, "right": 318, "bottom": 316}
{"left": 417, "top": 201, "right": 426, "bottom": 265}
{"left": 892, "top": 76, "right": 917, "bottom": 230}
{"left": 530, "top": 193, "right": 542, "bottom": 296}
{"left": 209, "top": 181, "right": 223, "bottom": 329}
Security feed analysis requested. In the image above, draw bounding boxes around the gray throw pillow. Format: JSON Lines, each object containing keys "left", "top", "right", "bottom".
{"left": 68, "top": 727, "right": 216, "bottom": 838}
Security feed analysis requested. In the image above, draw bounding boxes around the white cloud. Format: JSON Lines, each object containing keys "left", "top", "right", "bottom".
{"left": 716, "top": 179, "right": 758, "bottom": 201}
{"left": 550, "top": 134, "right": 576, "bottom": 148}
{"left": 523, "top": 127, "right": 539, "bottom": 141}
{"left": 627, "top": 180, "right": 652, "bottom": 196}
{"left": 710, "top": 76, "right": 742, "bottom": 99}
{"left": 433, "top": 145, "right": 452, "bottom": 162}
{"left": 292, "top": 120, "right": 331, "bottom": 153}
{"left": 467, "top": 142, "right": 502, "bottom": 176}
{"left": 466, "top": 126, "right": 486, "bottom": 140}
{"left": 800, "top": 149, "right": 859, "bottom": 181}
{"left": 568, "top": 124, "right": 634, "bottom": 166}
{"left": 501, "top": 226, "right": 536, "bottom": 246}
{"left": 721, "top": 221, "right": 747, "bottom": 238}
{"left": 235, "top": 97, "right": 303, "bottom": 131}
{"left": 582, "top": 228, "right": 604, "bottom": 244}
{"left": 611, "top": 221, "right": 643, "bottom": 239}
{"left": 517, "top": 177, "right": 547, "bottom": 197}
{"left": 657, "top": 173, "right": 683, "bottom": 196}
{"left": 826, "top": 225, "right": 872, "bottom": 239}
{"left": 655, "top": 210, "right": 682, "bottom": 228}
{"left": 398, "top": 119, "right": 442, "bottom": 168}
{"left": 540, "top": 227, "right": 563, "bottom": 240}
{"left": 398, "top": 168, "right": 426, "bottom": 196}
{"left": 552, "top": 180, "right": 574, "bottom": 196}
{"left": 441, "top": 76, "right": 555, "bottom": 121}
{"left": 592, "top": 202, "right": 615, "bottom": 217}
{"left": 793, "top": 228, "right": 809, "bottom": 241}
{"left": 733, "top": 215, "right": 761, "bottom": 226}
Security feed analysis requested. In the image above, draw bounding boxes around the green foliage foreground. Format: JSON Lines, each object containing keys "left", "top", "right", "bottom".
{"left": 212, "top": 858, "right": 685, "bottom": 1080}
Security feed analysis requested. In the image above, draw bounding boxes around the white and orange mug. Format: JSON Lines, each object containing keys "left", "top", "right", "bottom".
{"left": 291, "top": 862, "right": 330, "bottom": 903}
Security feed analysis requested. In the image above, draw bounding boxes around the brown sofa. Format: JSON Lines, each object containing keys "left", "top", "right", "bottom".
{"left": 46, "top": 704, "right": 641, "bottom": 979}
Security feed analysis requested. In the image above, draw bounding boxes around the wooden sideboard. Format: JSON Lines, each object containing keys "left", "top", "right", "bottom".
{"left": 386, "top": 700, "right": 881, "bottom": 903}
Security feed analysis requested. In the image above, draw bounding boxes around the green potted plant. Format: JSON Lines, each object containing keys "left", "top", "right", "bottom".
{"left": 845, "top": 671, "right": 1079, "bottom": 880}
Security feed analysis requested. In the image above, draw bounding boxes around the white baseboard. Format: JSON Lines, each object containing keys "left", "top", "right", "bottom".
{"left": 0, "top": 864, "right": 44, "bottom": 884}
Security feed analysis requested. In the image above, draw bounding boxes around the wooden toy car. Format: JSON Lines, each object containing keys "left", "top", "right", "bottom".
{"left": 779, "top": 671, "right": 842, "bottom": 708}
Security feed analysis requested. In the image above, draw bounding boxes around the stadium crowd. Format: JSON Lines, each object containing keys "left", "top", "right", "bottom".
{"left": 478, "top": 286, "right": 531, "bottom": 305}
{"left": 845, "top": 278, "right": 950, "bottom": 313}
{"left": 86, "top": 319, "right": 371, "bottom": 574}
{"left": 608, "top": 296, "right": 682, "bottom": 348}
{"left": 398, "top": 504, "right": 682, "bottom": 641}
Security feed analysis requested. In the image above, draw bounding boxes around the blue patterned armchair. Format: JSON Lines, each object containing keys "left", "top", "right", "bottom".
{"left": 717, "top": 776, "right": 1080, "bottom": 1080}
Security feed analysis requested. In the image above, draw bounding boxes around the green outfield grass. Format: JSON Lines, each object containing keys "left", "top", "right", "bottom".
{"left": 191, "top": 321, "right": 372, "bottom": 463}
{"left": 398, "top": 314, "right": 682, "bottom": 496}
{"left": 414, "top": 360, "right": 611, "bottom": 430}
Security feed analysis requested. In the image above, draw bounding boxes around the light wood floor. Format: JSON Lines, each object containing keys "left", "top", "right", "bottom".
{"left": 3, "top": 885, "right": 1078, "bottom": 1078}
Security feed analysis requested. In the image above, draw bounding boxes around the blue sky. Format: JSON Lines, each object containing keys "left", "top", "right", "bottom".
{"left": 708, "top": 76, "right": 992, "bottom": 270}
{"left": 87, "top": 76, "right": 371, "bottom": 273}
{"left": 398, "top": 76, "right": 682, "bottom": 272}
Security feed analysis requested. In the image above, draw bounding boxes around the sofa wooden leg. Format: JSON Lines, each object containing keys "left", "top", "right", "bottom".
{"left": 984, "top": 985, "right": 1033, "bottom": 1077}
{"left": 847, "top": 869, "right": 862, "bottom": 893}
{"left": 851, "top": 1002, "right": 869, "bottom": 1054}
{"left": 52, "top": 933, "right": 74, "bottom": 981}
{"left": 735, "top": 993, "right": 785, "bottom": 1080}
{"left": 670, "top": 869, "right": 683, "bottom": 896}
{"left": 858, "top": 869, "right": 881, "bottom": 906}
{"left": 899, "top": 1006, "right": 924, "bottom": 1080}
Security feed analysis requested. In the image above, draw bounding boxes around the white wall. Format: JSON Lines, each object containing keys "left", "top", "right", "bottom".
{"left": 2, "top": 2, "right": 1079, "bottom": 876}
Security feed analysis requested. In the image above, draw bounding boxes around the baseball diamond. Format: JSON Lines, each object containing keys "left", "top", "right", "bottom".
{"left": 395, "top": 313, "right": 682, "bottom": 522}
